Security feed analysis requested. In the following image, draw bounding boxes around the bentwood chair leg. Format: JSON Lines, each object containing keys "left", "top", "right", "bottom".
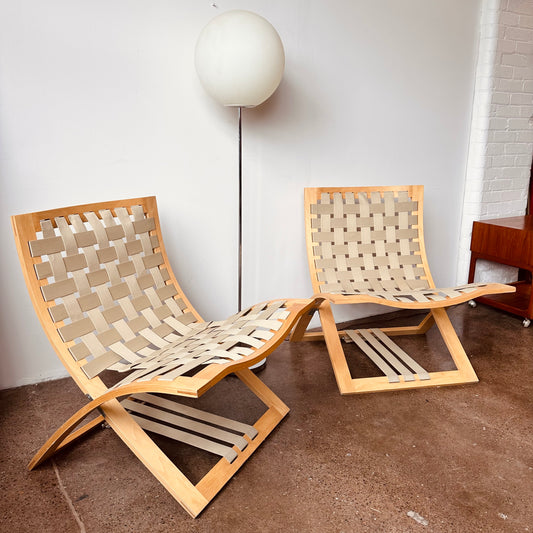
{"left": 289, "top": 308, "right": 316, "bottom": 342}
{"left": 313, "top": 305, "right": 478, "bottom": 395}
{"left": 431, "top": 308, "right": 478, "bottom": 383}
{"left": 100, "top": 400, "right": 210, "bottom": 518}
{"left": 381, "top": 312, "right": 435, "bottom": 336}
{"left": 317, "top": 301, "right": 353, "bottom": 392}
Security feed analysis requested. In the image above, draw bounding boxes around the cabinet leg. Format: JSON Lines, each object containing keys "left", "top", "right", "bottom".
{"left": 468, "top": 254, "right": 478, "bottom": 284}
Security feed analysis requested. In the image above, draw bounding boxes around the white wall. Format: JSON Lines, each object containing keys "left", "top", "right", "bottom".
{"left": 457, "top": 0, "right": 533, "bottom": 284}
{"left": 0, "top": 0, "right": 481, "bottom": 389}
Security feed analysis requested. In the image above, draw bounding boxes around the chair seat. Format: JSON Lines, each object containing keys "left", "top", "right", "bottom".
{"left": 321, "top": 282, "right": 512, "bottom": 308}
{"left": 111, "top": 301, "right": 290, "bottom": 388}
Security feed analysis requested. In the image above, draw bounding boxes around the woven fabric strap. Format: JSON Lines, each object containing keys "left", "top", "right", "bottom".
{"left": 310, "top": 191, "right": 491, "bottom": 303}
{"left": 112, "top": 300, "right": 289, "bottom": 389}
{"left": 29, "top": 205, "right": 289, "bottom": 380}
{"left": 311, "top": 191, "right": 429, "bottom": 295}
{"left": 333, "top": 283, "right": 486, "bottom": 304}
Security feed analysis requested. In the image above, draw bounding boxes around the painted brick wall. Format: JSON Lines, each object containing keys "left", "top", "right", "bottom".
{"left": 457, "top": 0, "right": 533, "bottom": 283}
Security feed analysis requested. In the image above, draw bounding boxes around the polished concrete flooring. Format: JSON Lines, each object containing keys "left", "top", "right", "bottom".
{"left": 1, "top": 304, "right": 531, "bottom": 533}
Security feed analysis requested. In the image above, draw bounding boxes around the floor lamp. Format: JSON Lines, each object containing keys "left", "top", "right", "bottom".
{"left": 195, "top": 10, "right": 285, "bottom": 368}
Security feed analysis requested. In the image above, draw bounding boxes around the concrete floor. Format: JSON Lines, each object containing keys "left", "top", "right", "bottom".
{"left": 1, "top": 304, "right": 532, "bottom": 533}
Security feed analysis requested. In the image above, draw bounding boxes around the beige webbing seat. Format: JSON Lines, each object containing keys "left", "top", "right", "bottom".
{"left": 290, "top": 186, "right": 514, "bottom": 394}
{"left": 11, "top": 196, "right": 320, "bottom": 517}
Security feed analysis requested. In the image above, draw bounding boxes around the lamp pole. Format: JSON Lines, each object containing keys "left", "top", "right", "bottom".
{"left": 238, "top": 106, "right": 243, "bottom": 312}
{"left": 195, "top": 9, "right": 284, "bottom": 316}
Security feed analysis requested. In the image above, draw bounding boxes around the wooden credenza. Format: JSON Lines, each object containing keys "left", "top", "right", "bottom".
{"left": 468, "top": 215, "right": 533, "bottom": 326}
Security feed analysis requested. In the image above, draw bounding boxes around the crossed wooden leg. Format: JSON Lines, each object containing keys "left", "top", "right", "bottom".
{"left": 291, "top": 301, "right": 478, "bottom": 395}
{"left": 28, "top": 368, "right": 289, "bottom": 518}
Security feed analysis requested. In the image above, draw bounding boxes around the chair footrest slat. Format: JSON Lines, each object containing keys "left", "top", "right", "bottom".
{"left": 129, "top": 413, "right": 239, "bottom": 463}
{"left": 122, "top": 394, "right": 259, "bottom": 464}
{"left": 370, "top": 328, "right": 430, "bottom": 380}
{"left": 131, "top": 392, "right": 258, "bottom": 439}
{"left": 344, "top": 329, "right": 431, "bottom": 383}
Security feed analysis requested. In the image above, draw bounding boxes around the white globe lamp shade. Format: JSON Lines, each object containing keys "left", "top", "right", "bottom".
{"left": 195, "top": 10, "right": 285, "bottom": 108}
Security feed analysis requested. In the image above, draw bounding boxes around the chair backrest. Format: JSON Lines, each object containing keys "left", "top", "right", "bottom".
{"left": 11, "top": 197, "right": 202, "bottom": 397}
{"left": 304, "top": 185, "right": 435, "bottom": 295}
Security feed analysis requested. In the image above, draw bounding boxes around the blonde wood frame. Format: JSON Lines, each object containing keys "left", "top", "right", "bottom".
{"left": 12, "top": 196, "right": 321, "bottom": 517}
{"left": 292, "top": 186, "right": 515, "bottom": 395}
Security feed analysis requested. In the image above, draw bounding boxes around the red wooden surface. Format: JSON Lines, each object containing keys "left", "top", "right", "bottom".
{"left": 469, "top": 215, "right": 533, "bottom": 320}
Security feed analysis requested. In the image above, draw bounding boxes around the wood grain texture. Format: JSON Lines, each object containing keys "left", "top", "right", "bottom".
{"left": 469, "top": 215, "right": 533, "bottom": 320}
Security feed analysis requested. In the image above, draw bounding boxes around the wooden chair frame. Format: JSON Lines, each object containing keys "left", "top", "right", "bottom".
{"left": 12, "top": 196, "right": 321, "bottom": 517}
{"left": 291, "top": 186, "right": 515, "bottom": 395}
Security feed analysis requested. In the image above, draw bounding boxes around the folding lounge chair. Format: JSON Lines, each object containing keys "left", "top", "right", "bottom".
{"left": 11, "top": 196, "right": 320, "bottom": 517}
{"left": 290, "top": 185, "right": 514, "bottom": 395}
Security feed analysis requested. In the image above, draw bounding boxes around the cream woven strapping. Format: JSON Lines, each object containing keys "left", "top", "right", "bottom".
{"left": 29, "top": 205, "right": 289, "bottom": 381}
{"left": 310, "top": 191, "right": 486, "bottom": 303}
